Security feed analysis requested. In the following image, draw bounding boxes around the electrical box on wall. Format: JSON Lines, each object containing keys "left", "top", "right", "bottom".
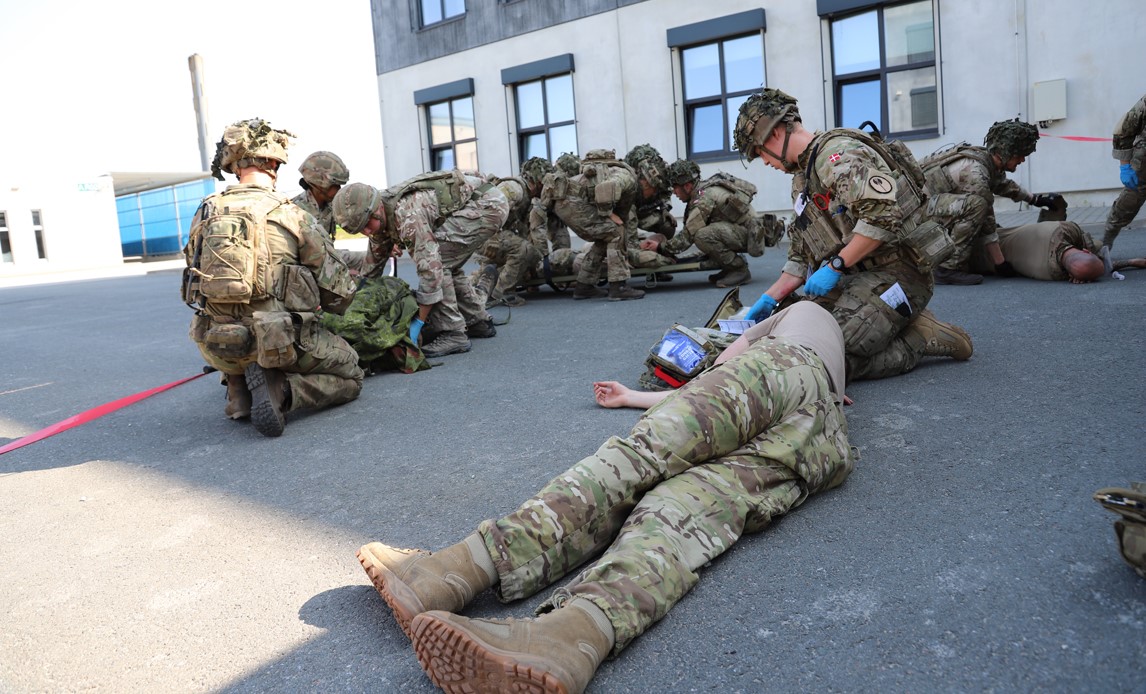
{"left": 1033, "top": 79, "right": 1067, "bottom": 128}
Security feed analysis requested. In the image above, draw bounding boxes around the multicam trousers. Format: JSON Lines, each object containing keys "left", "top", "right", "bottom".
{"left": 478, "top": 339, "right": 856, "bottom": 654}
{"left": 1104, "top": 180, "right": 1146, "bottom": 247}
{"left": 553, "top": 197, "right": 631, "bottom": 284}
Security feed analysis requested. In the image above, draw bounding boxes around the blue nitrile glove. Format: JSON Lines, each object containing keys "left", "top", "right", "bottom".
{"left": 1120, "top": 163, "right": 1139, "bottom": 189}
{"left": 409, "top": 318, "right": 425, "bottom": 344}
{"left": 803, "top": 265, "right": 842, "bottom": 296}
{"left": 746, "top": 293, "right": 778, "bottom": 321}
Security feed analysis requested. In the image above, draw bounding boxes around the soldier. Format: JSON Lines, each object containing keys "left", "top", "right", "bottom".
{"left": 291, "top": 151, "right": 350, "bottom": 241}
{"left": 473, "top": 157, "right": 554, "bottom": 307}
{"left": 356, "top": 301, "right": 855, "bottom": 694}
{"left": 732, "top": 88, "right": 972, "bottom": 382}
{"left": 624, "top": 144, "right": 677, "bottom": 239}
{"left": 332, "top": 172, "right": 510, "bottom": 358}
{"left": 644, "top": 159, "right": 763, "bottom": 288}
{"left": 921, "top": 119, "right": 1062, "bottom": 285}
{"left": 181, "top": 118, "right": 363, "bottom": 437}
{"left": 1102, "top": 93, "right": 1146, "bottom": 250}
{"left": 967, "top": 221, "right": 1106, "bottom": 283}
{"left": 537, "top": 148, "right": 645, "bottom": 301}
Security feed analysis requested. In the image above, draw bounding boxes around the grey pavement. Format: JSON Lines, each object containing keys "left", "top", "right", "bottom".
{"left": 1, "top": 218, "right": 1144, "bottom": 693}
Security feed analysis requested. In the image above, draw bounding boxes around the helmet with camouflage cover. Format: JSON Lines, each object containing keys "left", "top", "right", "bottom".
{"left": 667, "top": 159, "right": 701, "bottom": 187}
{"left": 624, "top": 144, "right": 669, "bottom": 191}
{"left": 556, "top": 152, "right": 581, "bottom": 177}
{"left": 298, "top": 151, "right": 350, "bottom": 190}
{"left": 983, "top": 118, "right": 1039, "bottom": 159}
{"left": 210, "top": 118, "right": 294, "bottom": 181}
{"left": 520, "top": 156, "right": 555, "bottom": 187}
{"left": 733, "top": 89, "right": 802, "bottom": 169}
{"left": 332, "top": 182, "right": 382, "bottom": 235}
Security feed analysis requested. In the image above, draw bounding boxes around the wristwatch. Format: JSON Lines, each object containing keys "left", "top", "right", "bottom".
{"left": 827, "top": 254, "right": 847, "bottom": 272}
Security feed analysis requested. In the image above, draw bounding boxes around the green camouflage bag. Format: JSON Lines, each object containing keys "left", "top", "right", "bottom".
{"left": 320, "top": 275, "right": 430, "bottom": 374}
{"left": 1094, "top": 482, "right": 1146, "bottom": 579}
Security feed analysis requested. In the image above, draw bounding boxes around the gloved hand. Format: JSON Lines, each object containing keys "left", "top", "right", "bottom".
{"left": 745, "top": 293, "right": 777, "bottom": 321}
{"left": 803, "top": 265, "right": 842, "bottom": 296}
{"left": 1120, "top": 163, "right": 1139, "bottom": 190}
{"left": 1030, "top": 193, "right": 1061, "bottom": 209}
{"left": 409, "top": 318, "right": 425, "bottom": 344}
{"left": 994, "top": 260, "right": 1018, "bottom": 278}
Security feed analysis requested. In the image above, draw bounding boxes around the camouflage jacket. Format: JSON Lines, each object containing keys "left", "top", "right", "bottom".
{"left": 1112, "top": 93, "right": 1146, "bottom": 173}
{"left": 664, "top": 174, "right": 757, "bottom": 255}
{"left": 921, "top": 144, "right": 1032, "bottom": 233}
{"left": 291, "top": 188, "right": 336, "bottom": 240}
{"left": 497, "top": 177, "right": 549, "bottom": 255}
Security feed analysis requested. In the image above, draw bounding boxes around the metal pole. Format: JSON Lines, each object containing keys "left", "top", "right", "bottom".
{"left": 188, "top": 54, "right": 210, "bottom": 172}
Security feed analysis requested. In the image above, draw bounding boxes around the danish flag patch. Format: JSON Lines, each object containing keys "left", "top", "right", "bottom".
{"left": 829, "top": 153, "right": 841, "bottom": 163}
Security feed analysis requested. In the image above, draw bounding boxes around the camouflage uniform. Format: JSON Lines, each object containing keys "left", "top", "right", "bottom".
{"left": 663, "top": 174, "right": 763, "bottom": 272}
{"left": 185, "top": 184, "right": 363, "bottom": 412}
{"left": 1104, "top": 94, "right": 1146, "bottom": 248}
{"left": 922, "top": 145, "right": 1034, "bottom": 271}
{"left": 371, "top": 174, "right": 510, "bottom": 337}
{"left": 475, "top": 177, "right": 546, "bottom": 300}
{"left": 968, "top": 221, "right": 1100, "bottom": 281}
{"left": 475, "top": 303, "right": 856, "bottom": 653}
{"left": 291, "top": 188, "right": 336, "bottom": 240}
{"left": 785, "top": 132, "right": 936, "bottom": 381}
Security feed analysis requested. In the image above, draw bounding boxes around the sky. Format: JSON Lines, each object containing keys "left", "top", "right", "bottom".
{"left": 0, "top": 0, "right": 387, "bottom": 195}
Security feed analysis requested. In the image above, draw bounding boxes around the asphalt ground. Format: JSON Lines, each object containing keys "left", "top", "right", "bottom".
{"left": 1, "top": 221, "right": 1143, "bottom": 693}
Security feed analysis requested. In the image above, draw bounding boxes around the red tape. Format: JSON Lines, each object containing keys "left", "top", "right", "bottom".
{"left": 1039, "top": 133, "right": 1112, "bottom": 142}
{"left": 0, "top": 372, "right": 208, "bottom": 456}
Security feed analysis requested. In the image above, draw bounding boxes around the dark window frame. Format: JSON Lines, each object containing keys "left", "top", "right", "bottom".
{"left": 502, "top": 56, "right": 578, "bottom": 163}
{"left": 678, "top": 33, "right": 766, "bottom": 162}
{"left": 425, "top": 95, "right": 478, "bottom": 171}
{"left": 828, "top": 0, "right": 939, "bottom": 140}
{"left": 31, "top": 209, "right": 46, "bottom": 260}
{"left": 0, "top": 211, "right": 11, "bottom": 263}
{"left": 418, "top": 0, "right": 465, "bottom": 29}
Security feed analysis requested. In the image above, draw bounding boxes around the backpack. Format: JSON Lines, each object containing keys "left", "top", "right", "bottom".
{"left": 183, "top": 191, "right": 287, "bottom": 306}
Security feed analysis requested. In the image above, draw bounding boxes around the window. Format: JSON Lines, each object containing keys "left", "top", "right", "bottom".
{"left": 31, "top": 210, "right": 46, "bottom": 259}
{"left": 515, "top": 74, "right": 577, "bottom": 161}
{"left": 0, "top": 212, "right": 10, "bottom": 263}
{"left": 420, "top": 0, "right": 464, "bottom": 27}
{"left": 428, "top": 96, "right": 478, "bottom": 171}
{"left": 668, "top": 10, "right": 767, "bottom": 160}
{"left": 829, "top": 0, "right": 938, "bottom": 137}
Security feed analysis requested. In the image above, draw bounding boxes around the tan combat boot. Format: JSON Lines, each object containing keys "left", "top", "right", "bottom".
{"left": 607, "top": 281, "right": 645, "bottom": 301}
{"left": 410, "top": 597, "right": 615, "bottom": 694}
{"left": 908, "top": 309, "right": 973, "bottom": 360}
{"left": 244, "top": 364, "right": 289, "bottom": 436}
{"left": 715, "top": 264, "right": 751, "bottom": 288}
{"left": 572, "top": 282, "right": 606, "bottom": 300}
{"left": 356, "top": 534, "right": 496, "bottom": 640}
{"left": 223, "top": 373, "right": 251, "bottom": 420}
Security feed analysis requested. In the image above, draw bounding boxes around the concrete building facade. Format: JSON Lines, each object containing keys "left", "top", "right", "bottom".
{"left": 370, "top": 0, "right": 1139, "bottom": 217}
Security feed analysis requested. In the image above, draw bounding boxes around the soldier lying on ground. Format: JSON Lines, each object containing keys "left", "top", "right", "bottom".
{"left": 966, "top": 221, "right": 1106, "bottom": 283}
{"left": 355, "top": 302, "right": 856, "bottom": 694}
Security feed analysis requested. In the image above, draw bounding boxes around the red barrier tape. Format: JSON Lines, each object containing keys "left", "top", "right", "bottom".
{"left": 0, "top": 372, "right": 208, "bottom": 456}
{"left": 1039, "top": 133, "right": 1112, "bottom": 142}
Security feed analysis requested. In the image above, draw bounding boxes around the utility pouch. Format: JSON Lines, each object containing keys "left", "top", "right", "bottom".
{"left": 252, "top": 311, "right": 297, "bottom": 369}
{"left": 595, "top": 180, "right": 618, "bottom": 207}
{"left": 202, "top": 321, "right": 253, "bottom": 359}
{"left": 293, "top": 311, "right": 318, "bottom": 353}
{"left": 899, "top": 219, "right": 954, "bottom": 272}
{"left": 649, "top": 325, "right": 717, "bottom": 381}
{"left": 277, "top": 264, "right": 321, "bottom": 312}
{"left": 188, "top": 313, "right": 210, "bottom": 343}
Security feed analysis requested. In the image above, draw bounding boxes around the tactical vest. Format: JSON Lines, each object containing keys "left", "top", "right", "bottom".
{"left": 693, "top": 173, "right": 757, "bottom": 224}
{"left": 795, "top": 129, "right": 951, "bottom": 270}
{"left": 182, "top": 189, "right": 289, "bottom": 306}
{"left": 920, "top": 144, "right": 995, "bottom": 196}
{"left": 379, "top": 170, "right": 491, "bottom": 238}
{"left": 580, "top": 157, "right": 637, "bottom": 211}
{"left": 495, "top": 176, "right": 533, "bottom": 232}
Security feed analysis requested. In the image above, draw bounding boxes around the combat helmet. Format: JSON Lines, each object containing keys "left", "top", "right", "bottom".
{"left": 556, "top": 152, "right": 581, "bottom": 177}
{"left": 667, "top": 159, "right": 701, "bottom": 187}
{"left": 520, "top": 156, "right": 555, "bottom": 187}
{"left": 984, "top": 118, "right": 1039, "bottom": 159}
{"left": 733, "top": 89, "right": 802, "bottom": 169}
{"left": 210, "top": 118, "right": 294, "bottom": 181}
{"left": 298, "top": 151, "right": 350, "bottom": 190}
{"left": 625, "top": 144, "right": 670, "bottom": 192}
{"left": 332, "top": 182, "right": 382, "bottom": 235}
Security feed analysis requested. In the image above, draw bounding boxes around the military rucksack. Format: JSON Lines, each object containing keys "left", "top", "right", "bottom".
{"left": 380, "top": 170, "right": 481, "bottom": 234}
{"left": 920, "top": 143, "right": 995, "bottom": 197}
{"left": 182, "top": 190, "right": 288, "bottom": 306}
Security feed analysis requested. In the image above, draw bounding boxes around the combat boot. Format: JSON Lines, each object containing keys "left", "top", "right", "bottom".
{"left": 244, "top": 363, "right": 290, "bottom": 437}
{"left": 572, "top": 282, "right": 606, "bottom": 300}
{"left": 607, "top": 281, "right": 645, "bottom": 301}
{"left": 716, "top": 267, "right": 751, "bottom": 288}
{"left": 907, "top": 309, "right": 973, "bottom": 360}
{"left": 223, "top": 373, "right": 251, "bottom": 420}
{"left": 933, "top": 267, "right": 983, "bottom": 285}
{"left": 707, "top": 268, "right": 729, "bottom": 284}
{"left": 422, "top": 331, "right": 472, "bottom": 357}
{"left": 411, "top": 597, "right": 615, "bottom": 694}
{"left": 465, "top": 318, "right": 497, "bottom": 339}
{"left": 1102, "top": 229, "right": 1119, "bottom": 250}
{"left": 357, "top": 534, "right": 497, "bottom": 640}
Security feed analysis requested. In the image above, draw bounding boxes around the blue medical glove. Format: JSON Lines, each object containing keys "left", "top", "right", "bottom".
{"left": 1120, "top": 163, "right": 1139, "bottom": 189}
{"left": 409, "top": 318, "right": 425, "bottom": 344}
{"left": 803, "top": 265, "right": 842, "bottom": 296}
{"left": 746, "top": 293, "right": 778, "bottom": 321}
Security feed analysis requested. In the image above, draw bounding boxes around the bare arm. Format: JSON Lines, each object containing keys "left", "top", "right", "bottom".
{"left": 594, "top": 381, "right": 672, "bottom": 410}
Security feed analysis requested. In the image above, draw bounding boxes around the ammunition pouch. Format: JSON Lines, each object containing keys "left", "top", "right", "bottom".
{"left": 202, "top": 320, "right": 254, "bottom": 360}
{"left": 899, "top": 219, "right": 955, "bottom": 272}
{"left": 276, "top": 264, "right": 322, "bottom": 312}
{"left": 594, "top": 180, "right": 618, "bottom": 213}
{"left": 252, "top": 311, "right": 297, "bottom": 369}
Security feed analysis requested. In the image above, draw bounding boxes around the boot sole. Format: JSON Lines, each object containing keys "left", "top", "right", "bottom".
{"left": 356, "top": 544, "right": 431, "bottom": 641}
{"left": 423, "top": 343, "right": 473, "bottom": 358}
{"left": 410, "top": 612, "right": 572, "bottom": 694}
{"left": 244, "top": 364, "right": 285, "bottom": 437}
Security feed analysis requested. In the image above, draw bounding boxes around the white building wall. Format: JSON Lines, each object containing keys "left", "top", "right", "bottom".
{"left": 375, "top": 0, "right": 1138, "bottom": 216}
{"left": 0, "top": 174, "right": 122, "bottom": 277}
